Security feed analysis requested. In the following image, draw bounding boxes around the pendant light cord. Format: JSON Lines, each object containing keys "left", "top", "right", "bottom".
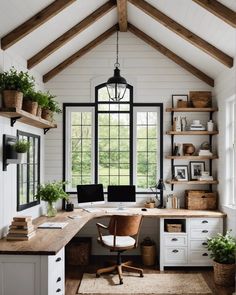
{"left": 115, "top": 30, "right": 120, "bottom": 68}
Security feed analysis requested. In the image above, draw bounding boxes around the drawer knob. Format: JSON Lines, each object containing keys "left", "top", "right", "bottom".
{"left": 56, "top": 288, "right": 61, "bottom": 293}
{"left": 56, "top": 257, "right": 62, "bottom": 262}
{"left": 56, "top": 277, "right": 61, "bottom": 282}
{"left": 202, "top": 220, "right": 208, "bottom": 224}
{"left": 202, "top": 230, "right": 208, "bottom": 233}
{"left": 171, "top": 238, "right": 178, "bottom": 241}
{"left": 202, "top": 253, "right": 208, "bottom": 256}
{"left": 172, "top": 249, "right": 179, "bottom": 253}
{"left": 202, "top": 242, "right": 208, "bottom": 246}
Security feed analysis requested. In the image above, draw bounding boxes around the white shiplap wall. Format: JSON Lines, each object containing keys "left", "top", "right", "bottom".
{"left": 45, "top": 32, "right": 213, "bottom": 254}
{"left": 0, "top": 49, "right": 45, "bottom": 238}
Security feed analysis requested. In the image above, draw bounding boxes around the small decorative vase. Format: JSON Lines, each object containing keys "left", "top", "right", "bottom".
{"left": 47, "top": 202, "right": 57, "bottom": 217}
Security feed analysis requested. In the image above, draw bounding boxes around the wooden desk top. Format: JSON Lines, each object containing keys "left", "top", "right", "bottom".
{"left": 0, "top": 208, "right": 225, "bottom": 255}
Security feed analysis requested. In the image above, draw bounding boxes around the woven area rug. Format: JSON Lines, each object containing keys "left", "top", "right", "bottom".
{"left": 77, "top": 273, "right": 212, "bottom": 295}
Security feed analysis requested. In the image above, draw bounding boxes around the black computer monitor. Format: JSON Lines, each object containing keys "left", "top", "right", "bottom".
{"left": 77, "top": 184, "right": 105, "bottom": 208}
{"left": 107, "top": 185, "right": 136, "bottom": 210}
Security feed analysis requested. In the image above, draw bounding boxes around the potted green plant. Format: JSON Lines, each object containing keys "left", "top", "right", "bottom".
{"left": 207, "top": 231, "right": 236, "bottom": 286}
{"left": 35, "top": 91, "right": 49, "bottom": 117}
{"left": 41, "top": 92, "right": 61, "bottom": 122}
{"left": 0, "top": 67, "right": 35, "bottom": 109}
{"left": 35, "top": 181, "right": 68, "bottom": 217}
{"left": 23, "top": 89, "right": 39, "bottom": 116}
{"left": 12, "top": 139, "right": 30, "bottom": 163}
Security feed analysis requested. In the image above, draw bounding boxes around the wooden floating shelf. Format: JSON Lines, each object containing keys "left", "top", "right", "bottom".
{"left": 165, "top": 155, "right": 218, "bottom": 160}
{"left": 166, "top": 107, "right": 218, "bottom": 112}
{"left": 0, "top": 108, "right": 57, "bottom": 131}
{"left": 166, "top": 131, "right": 218, "bottom": 135}
{"left": 166, "top": 180, "right": 219, "bottom": 185}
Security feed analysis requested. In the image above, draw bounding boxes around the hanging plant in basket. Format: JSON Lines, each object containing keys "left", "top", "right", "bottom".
{"left": 0, "top": 67, "right": 35, "bottom": 109}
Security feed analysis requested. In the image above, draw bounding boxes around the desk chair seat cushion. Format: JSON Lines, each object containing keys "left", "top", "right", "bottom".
{"left": 98, "top": 235, "right": 136, "bottom": 247}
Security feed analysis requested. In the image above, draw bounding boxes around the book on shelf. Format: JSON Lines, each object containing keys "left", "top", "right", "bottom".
{"left": 198, "top": 176, "right": 214, "bottom": 181}
{"left": 198, "top": 149, "right": 213, "bottom": 156}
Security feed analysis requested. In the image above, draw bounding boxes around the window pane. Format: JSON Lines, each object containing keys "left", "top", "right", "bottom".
{"left": 17, "top": 132, "right": 40, "bottom": 211}
{"left": 97, "top": 86, "right": 131, "bottom": 188}
{"left": 135, "top": 110, "right": 160, "bottom": 191}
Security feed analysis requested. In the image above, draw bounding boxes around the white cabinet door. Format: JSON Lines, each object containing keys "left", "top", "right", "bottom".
{"left": 0, "top": 255, "right": 41, "bottom": 295}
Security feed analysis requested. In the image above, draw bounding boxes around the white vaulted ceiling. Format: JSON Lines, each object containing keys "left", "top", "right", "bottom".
{"left": 0, "top": 0, "right": 235, "bottom": 84}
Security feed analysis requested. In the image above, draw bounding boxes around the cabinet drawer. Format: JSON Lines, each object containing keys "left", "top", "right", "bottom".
{"left": 190, "top": 218, "right": 221, "bottom": 229}
{"left": 164, "top": 247, "right": 187, "bottom": 264}
{"left": 164, "top": 235, "right": 187, "bottom": 247}
{"left": 190, "top": 229, "right": 219, "bottom": 240}
{"left": 190, "top": 240, "right": 208, "bottom": 251}
{"left": 189, "top": 251, "right": 212, "bottom": 265}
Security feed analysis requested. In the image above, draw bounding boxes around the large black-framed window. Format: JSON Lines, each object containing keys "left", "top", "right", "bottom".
{"left": 63, "top": 83, "right": 163, "bottom": 193}
{"left": 17, "top": 130, "right": 40, "bottom": 211}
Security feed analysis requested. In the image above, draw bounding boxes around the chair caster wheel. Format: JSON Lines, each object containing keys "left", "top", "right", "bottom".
{"left": 119, "top": 280, "right": 123, "bottom": 285}
{"left": 140, "top": 273, "right": 144, "bottom": 277}
{"left": 96, "top": 274, "right": 100, "bottom": 278}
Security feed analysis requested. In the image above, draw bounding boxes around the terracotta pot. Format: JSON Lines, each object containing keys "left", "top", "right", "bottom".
{"left": 42, "top": 108, "right": 53, "bottom": 122}
{"left": 2, "top": 90, "right": 23, "bottom": 109}
{"left": 22, "top": 100, "right": 38, "bottom": 116}
{"left": 213, "top": 261, "right": 235, "bottom": 286}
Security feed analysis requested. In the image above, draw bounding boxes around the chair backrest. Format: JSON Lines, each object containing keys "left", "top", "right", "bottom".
{"left": 108, "top": 215, "right": 142, "bottom": 237}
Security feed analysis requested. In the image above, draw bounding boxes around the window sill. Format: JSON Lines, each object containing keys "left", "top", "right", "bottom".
{"left": 223, "top": 205, "right": 236, "bottom": 216}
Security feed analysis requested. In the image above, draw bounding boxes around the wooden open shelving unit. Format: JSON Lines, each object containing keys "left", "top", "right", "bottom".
{"left": 166, "top": 180, "right": 219, "bottom": 185}
{"left": 0, "top": 108, "right": 57, "bottom": 134}
{"left": 165, "top": 155, "right": 218, "bottom": 160}
{"left": 166, "top": 130, "right": 218, "bottom": 135}
{"left": 166, "top": 107, "right": 218, "bottom": 113}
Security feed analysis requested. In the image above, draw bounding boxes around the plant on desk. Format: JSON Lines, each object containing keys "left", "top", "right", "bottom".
{"left": 35, "top": 181, "right": 68, "bottom": 217}
{"left": 207, "top": 230, "right": 236, "bottom": 287}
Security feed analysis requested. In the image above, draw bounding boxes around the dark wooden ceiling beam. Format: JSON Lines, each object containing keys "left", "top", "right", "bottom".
{"left": 128, "top": 0, "right": 233, "bottom": 68}
{"left": 28, "top": 0, "right": 116, "bottom": 69}
{"left": 117, "top": 0, "right": 128, "bottom": 31}
{"left": 193, "top": 0, "right": 236, "bottom": 28}
{"left": 128, "top": 23, "right": 214, "bottom": 87}
{"left": 1, "top": 0, "right": 76, "bottom": 50}
{"left": 43, "top": 25, "right": 118, "bottom": 83}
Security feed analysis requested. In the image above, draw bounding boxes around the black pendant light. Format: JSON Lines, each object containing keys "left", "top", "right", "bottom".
{"left": 106, "top": 30, "right": 127, "bottom": 101}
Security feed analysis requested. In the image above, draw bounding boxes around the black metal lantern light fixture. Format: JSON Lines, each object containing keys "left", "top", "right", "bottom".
{"left": 106, "top": 30, "right": 127, "bottom": 101}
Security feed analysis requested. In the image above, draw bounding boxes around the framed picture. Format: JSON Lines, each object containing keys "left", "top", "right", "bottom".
{"left": 172, "top": 94, "right": 188, "bottom": 108}
{"left": 189, "top": 161, "right": 205, "bottom": 180}
{"left": 173, "top": 165, "right": 189, "bottom": 181}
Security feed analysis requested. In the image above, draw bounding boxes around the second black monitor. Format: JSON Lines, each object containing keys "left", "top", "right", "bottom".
{"left": 107, "top": 185, "right": 136, "bottom": 203}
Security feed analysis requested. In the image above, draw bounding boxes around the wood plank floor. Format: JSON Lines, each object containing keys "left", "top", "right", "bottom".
{"left": 65, "top": 256, "right": 235, "bottom": 295}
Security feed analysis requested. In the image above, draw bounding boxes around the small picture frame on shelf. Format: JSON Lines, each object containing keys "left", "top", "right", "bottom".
{"left": 172, "top": 95, "right": 188, "bottom": 108}
{"left": 173, "top": 165, "right": 189, "bottom": 181}
{"left": 189, "top": 161, "right": 205, "bottom": 180}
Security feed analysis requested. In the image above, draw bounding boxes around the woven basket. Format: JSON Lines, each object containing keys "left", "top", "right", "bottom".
{"left": 213, "top": 261, "right": 235, "bottom": 286}
{"left": 22, "top": 100, "right": 38, "bottom": 116}
{"left": 167, "top": 224, "right": 182, "bottom": 232}
{"left": 2, "top": 90, "right": 23, "bottom": 109}
{"left": 37, "top": 106, "right": 42, "bottom": 117}
{"left": 42, "top": 108, "right": 53, "bottom": 122}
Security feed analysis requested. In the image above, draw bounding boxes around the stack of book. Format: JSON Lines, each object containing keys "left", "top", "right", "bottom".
{"left": 6, "top": 216, "right": 35, "bottom": 241}
{"left": 198, "top": 149, "right": 213, "bottom": 156}
{"left": 189, "top": 123, "right": 205, "bottom": 131}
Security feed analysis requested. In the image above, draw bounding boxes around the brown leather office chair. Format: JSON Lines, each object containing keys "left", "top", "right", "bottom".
{"left": 96, "top": 214, "right": 143, "bottom": 284}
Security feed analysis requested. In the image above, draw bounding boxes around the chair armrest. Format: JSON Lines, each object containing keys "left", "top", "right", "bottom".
{"left": 96, "top": 223, "right": 109, "bottom": 243}
{"left": 96, "top": 223, "right": 108, "bottom": 230}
